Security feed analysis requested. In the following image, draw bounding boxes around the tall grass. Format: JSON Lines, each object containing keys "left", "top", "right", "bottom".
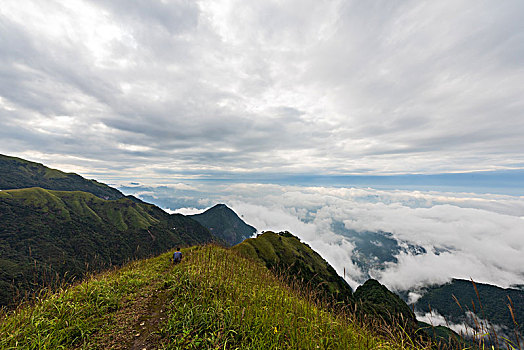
{"left": 447, "top": 279, "right": 523, "bottom": 350}
{"left": 0, "top": 244, "right": 440, "bottom": 349}
{"left": 0, "top": 254, "right": 167, "bottom": 349}
{"left": 159, "top": 245, "right": 430, "bottom": 349}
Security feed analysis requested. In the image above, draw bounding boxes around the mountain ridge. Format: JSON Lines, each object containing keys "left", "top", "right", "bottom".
{"left": 189, "top": 203, "right": 257, "bottom": 246}
{"left": 0, "top": 154, "right": 124, "bottom": 200}
{"left": 0, "top": 245, "right": 438, "bottom": 349}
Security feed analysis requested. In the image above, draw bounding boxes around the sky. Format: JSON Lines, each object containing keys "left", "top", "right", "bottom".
{"left": 1, "top": 1, "right": 524, "bottom": 292}
{"left": 1, "top": 0, "right": 524, "bottom": 183}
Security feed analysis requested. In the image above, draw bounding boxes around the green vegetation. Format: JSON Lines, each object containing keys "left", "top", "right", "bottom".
{"left": 232, "top": 231, "right": 471, "bottom": 348}
{"left": 417, "top": 321, "right": 470, "bottom": 350}
{"left": 190, "top": 203, "right": 257, "bottom": 246}
{"left": 0, "top": 245, "right": 431, "bottom": 349}
{"left": 354, "top": 279, "right": 417, "bottom": 332}
{"left": 415, "top": 279, "right": 524, "bottom": 347}
{"left": 233, "top": 231, "right": 354, "bottom": 303}
{"left": 0, "top": 187, "right": 214, "bottom": 307}
{"left": 0, "top": 154, "right": 124, "bottom": 200}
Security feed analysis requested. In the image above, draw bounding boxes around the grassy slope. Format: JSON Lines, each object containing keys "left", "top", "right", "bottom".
{"left": 189, "top": 204, "right": 257, "bottom": 246}
{"left": 0, "top": 154, "right": 124, "bottom": 200}
{"left": 354, "top": 279, "right": 417, "bottom": 332}
{"left": 0, "top": 187, "right": 214, "bottom": 307}
{"left": 233, "top": 231, "right": 354, "bottom": 303}
{"left": 0, "top": 245, "right": 429, "bottom": 350}
{"left": 231, "top": 231, "right": 469, "bottom": 349}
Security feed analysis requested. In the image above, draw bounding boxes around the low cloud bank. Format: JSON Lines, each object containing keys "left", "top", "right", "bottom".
{"left": 168, "top": 207, "right": 208, "bottom": 215}
{"left": 224, "top": 185, "right": 524, "bottom": 291}
{"left": 124, "top": 182, "right": 524, "bottom": 291}
{"left": 416, "top": 310, "right": 469, "bottom": 336}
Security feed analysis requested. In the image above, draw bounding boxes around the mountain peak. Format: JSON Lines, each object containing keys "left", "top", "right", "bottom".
{"left": 189, "top": 204, "right": 256, "bottom": 246}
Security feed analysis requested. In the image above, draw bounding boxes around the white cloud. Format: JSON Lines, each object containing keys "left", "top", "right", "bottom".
{"left": 168, "top": 207, "right": 208, "bottom": 215}
{"left": 215, "top": 184, "right": 524, "bottom": 291}
{"left": 163, "top": 183, "right": 198, "bottom": 191}
{"left": 416, "top": 310, "right": 469, "bottom": 336}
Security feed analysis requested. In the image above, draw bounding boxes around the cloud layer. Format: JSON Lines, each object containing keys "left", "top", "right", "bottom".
{"left": 1, "top": 1, "right": 524, "bottom": 178}
{"left": 142, "top": 183, "right": 524, "bottom": 291}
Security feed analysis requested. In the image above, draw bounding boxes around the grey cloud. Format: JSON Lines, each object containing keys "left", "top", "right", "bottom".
{"left": 1, "top": 0, "right": 524, "bottom": 177}
{"left": 90, "top": 0, "right": 200, "bottom": 36}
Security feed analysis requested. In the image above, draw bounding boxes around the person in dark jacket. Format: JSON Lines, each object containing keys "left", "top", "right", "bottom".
{"left": 173, "top": 248, "right": 182, "bottom": 264}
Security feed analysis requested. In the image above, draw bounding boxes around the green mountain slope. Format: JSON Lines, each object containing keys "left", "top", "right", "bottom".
{"left": 0, "top": 245, "right": 430, "bottom": 350}
{"left": 415, "top": 279, "right": 524, "bottom": 343}
{"left": 0, "top": 187, "right": 214, "bottom": 307}
{"left": 189, "top": 204, "right": 256, "bottom": 246}
{"left": 231, "top": 231, "right": 465, "bottom": 346}
{"left": 0, "top": 154, "right": 124, "bottom": 200}
{"left": 355, "top": 279, "right": 417, "bottom": 332}
{"left": 233, "top": 231, "right": 354, "bottom": 302}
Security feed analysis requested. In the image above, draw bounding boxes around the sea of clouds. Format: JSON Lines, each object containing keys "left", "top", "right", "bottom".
{"left": 123, "top": 182, "right": 524, "bottom": 292}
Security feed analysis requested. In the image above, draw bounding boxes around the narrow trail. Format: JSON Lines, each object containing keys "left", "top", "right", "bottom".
{"left": 89, "top": 259, "right": 179, "bottom": 350}
{"left": 130, "top": 289, "right": 170, "bottom": 350}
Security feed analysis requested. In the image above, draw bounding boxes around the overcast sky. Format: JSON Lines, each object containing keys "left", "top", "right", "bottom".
{"left": 1, "top": 0, "right": 524, "bottom": 182}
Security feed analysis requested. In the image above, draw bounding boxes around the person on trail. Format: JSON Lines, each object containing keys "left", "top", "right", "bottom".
{"left": 173, "top": 248, "right": 182, "bottom": 264}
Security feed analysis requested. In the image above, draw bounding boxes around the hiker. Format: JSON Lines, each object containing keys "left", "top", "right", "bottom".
{"left": 173, "top": 247, "right": 182, "bottom": 264}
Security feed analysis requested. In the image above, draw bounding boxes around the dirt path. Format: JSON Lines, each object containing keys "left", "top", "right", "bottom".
{"left": 130, "top": 289, "right": 170, "bottom": 350}
{"left": 88, "top": 264, "right": 175, "bottom": 350}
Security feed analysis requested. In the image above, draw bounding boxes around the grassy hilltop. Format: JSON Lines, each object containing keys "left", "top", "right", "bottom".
{"left": 0, "top": 154, "right": 217, "bottom": 308}
{"left": 233, "top": 231, "right": 354, "bottom": 303}
{"left": 0, "top": 245, "right": 433, "bottom": 350}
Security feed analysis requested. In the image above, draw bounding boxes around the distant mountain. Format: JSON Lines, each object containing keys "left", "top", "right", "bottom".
{"left": 233, "top": 231, "right": 354, "bottom": 302}
{"left": 0, "top": 154, "right": 124, "bottom": 200}
{"left": 0, "top": 187, "right": 214, "bottom": 307}
{"left": 414, "top": 279, "right": 524, "bottom": 344}
{"left": 189, "top": 204, "right": 256, "bottom": 246}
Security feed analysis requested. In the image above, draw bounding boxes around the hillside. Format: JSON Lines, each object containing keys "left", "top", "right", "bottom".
{"left": 0, "top": 187, "right": 214, "bottom": 307}
{"left": 415, "top": 279, "right": 524, "bottom": 344}
{"left": 233, "top": 231, "right": 354, "bottom": 302}
{"left": 355, "top": 279, "right": 418, "bottom": 332}
{"left": 0, "top": 154, "right": 124, "bottom": 200}
{"left": 189, "top": 203, "right": 257, "bottom": 246}
{"left": 231, "top": 231, "right": 473, "bottom": 348}
{"left": 0, "top": 245, "right": 432, "bottom": 349}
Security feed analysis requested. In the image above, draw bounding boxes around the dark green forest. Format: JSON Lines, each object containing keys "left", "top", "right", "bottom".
{"left": 415, "top": 279, "right": 524, "bottom": 343}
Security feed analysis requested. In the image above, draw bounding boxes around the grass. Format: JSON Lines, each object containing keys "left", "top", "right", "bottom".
{"left": 448, "top": 279, "right": 523, "bottom": 350}
{"left": 1, "top": 244, "right": 434, "bottom": 349}
{"left": 0, "top": 252, "right": 164, "bottom": 349}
